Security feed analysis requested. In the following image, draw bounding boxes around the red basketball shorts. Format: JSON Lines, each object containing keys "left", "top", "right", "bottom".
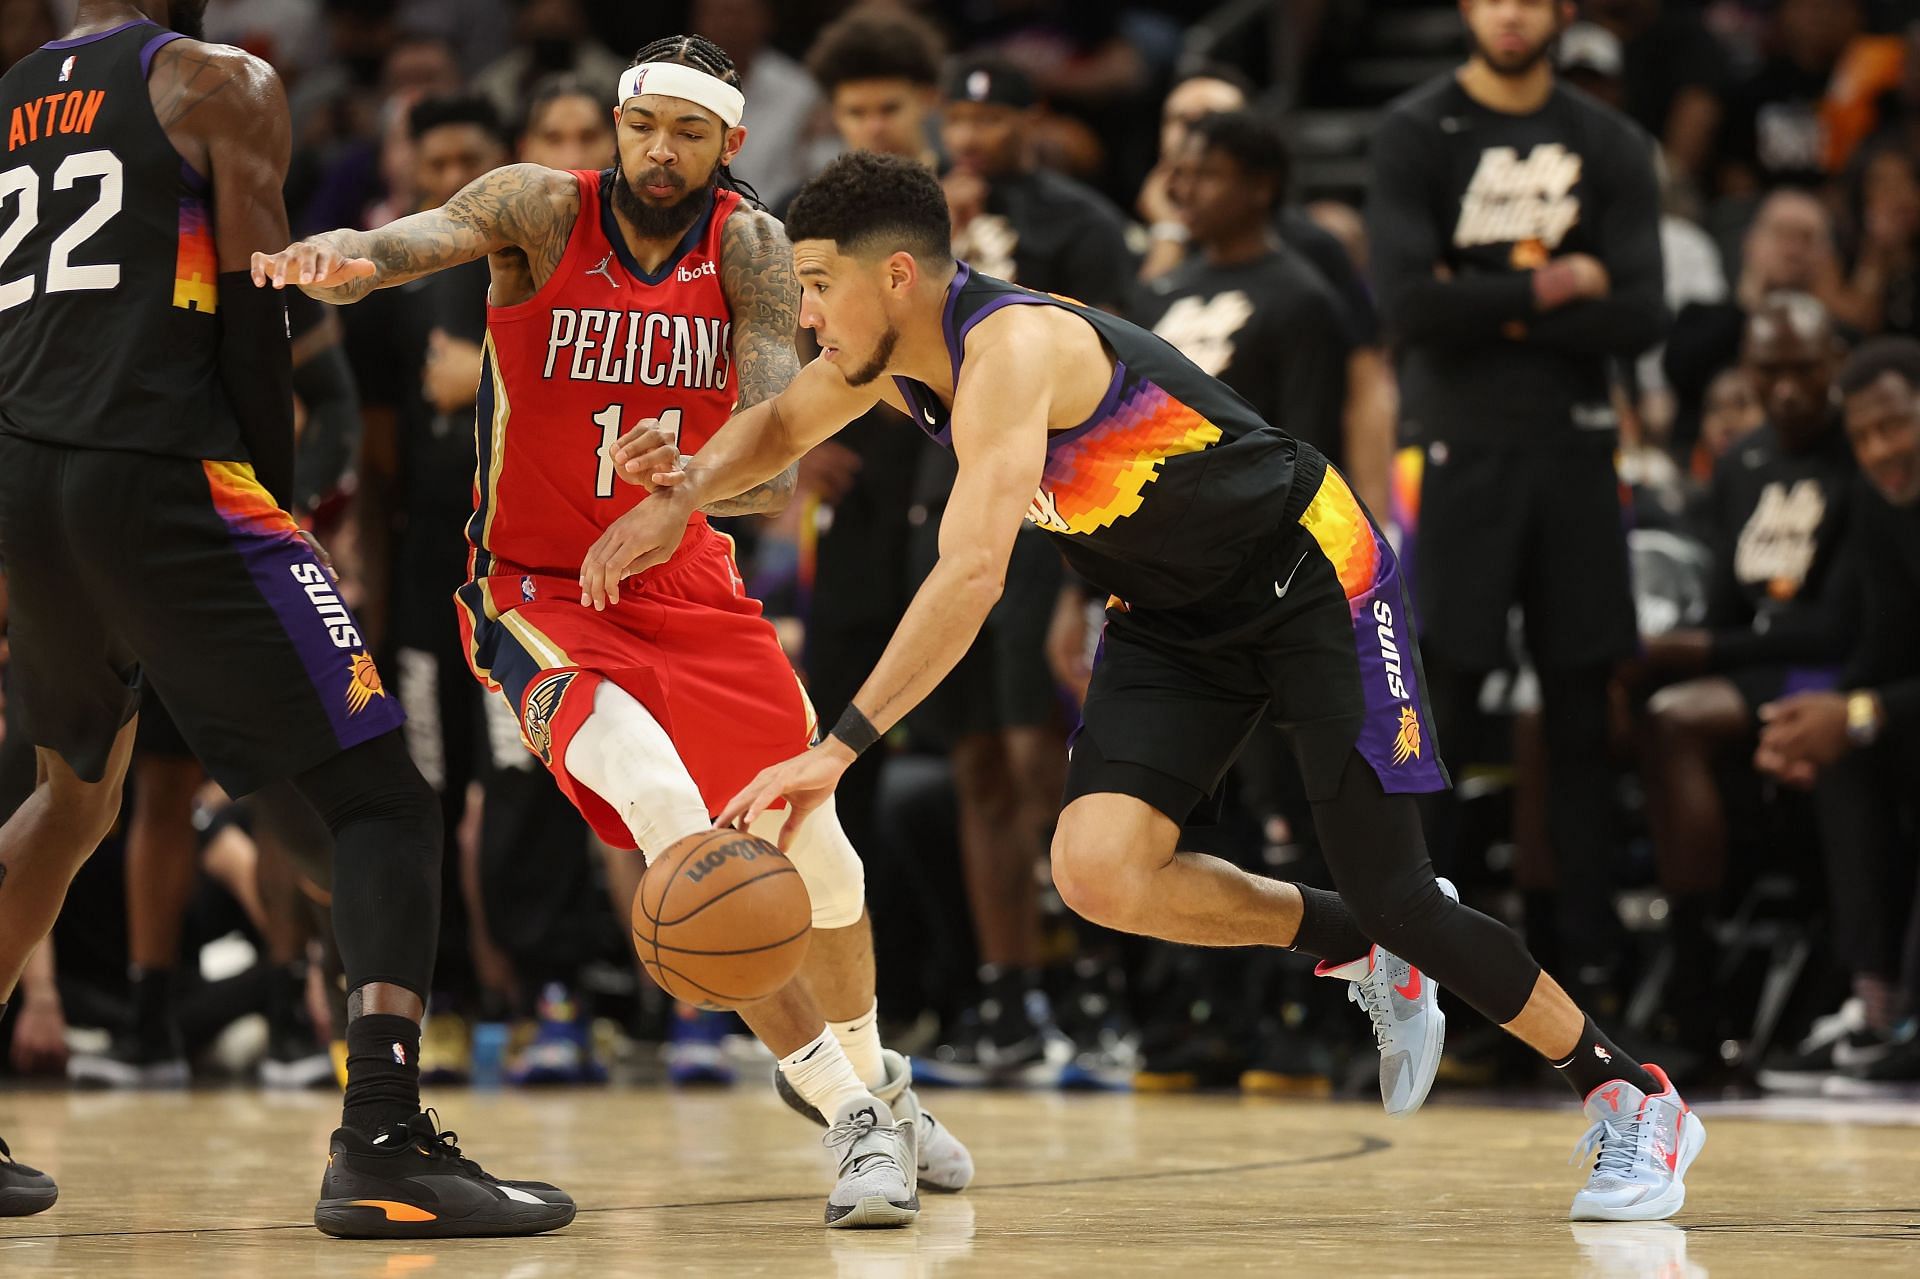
{"left": 456, "top": 522, "right": 813, "bottom": 849}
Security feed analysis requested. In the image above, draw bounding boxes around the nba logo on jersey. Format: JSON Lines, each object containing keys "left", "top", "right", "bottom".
{"left": 58, "top": 55, "right": 75, "bottom": 82}
{"left": 390, "top": 1042, "right": 407, "bottom": 1066}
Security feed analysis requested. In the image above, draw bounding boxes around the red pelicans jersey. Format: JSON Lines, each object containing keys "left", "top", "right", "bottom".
{"left": 470, "top": 171, "right": 744, "bottom": 580}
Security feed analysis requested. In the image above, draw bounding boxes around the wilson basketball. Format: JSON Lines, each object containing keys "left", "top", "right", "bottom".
{"left": 632, "top": 830, "right": 813, "bottom": 1008}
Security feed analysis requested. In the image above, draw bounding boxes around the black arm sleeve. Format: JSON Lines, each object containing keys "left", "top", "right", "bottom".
{"left": 292, "top": 336, "right": 360, "bottom": 515}
{"left": 1365, "top": 111, "right": 1538, "bottom": 346}
{"left": 216, "top": 271, "right": 296, "bottom": 512}
{"left": 1520, "top": 124, "right": 1670, "bottom": 357}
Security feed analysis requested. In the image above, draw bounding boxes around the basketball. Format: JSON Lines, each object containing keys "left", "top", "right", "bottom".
{"left": 631, "top": 830, "right": 813, "bottom": 1008}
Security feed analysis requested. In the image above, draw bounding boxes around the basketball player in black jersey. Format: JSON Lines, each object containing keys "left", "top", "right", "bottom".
{"left": 0, "top": 1, "right": 569, "bottom": 1235}
{"left": 592, "top": 152, "right": 1707, "bottom": 1221}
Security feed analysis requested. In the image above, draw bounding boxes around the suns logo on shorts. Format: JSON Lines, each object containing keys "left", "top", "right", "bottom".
{"left": 1391, "top": 706, "right": 1423, "bottom": 766}
{"left": 345, "top": 652, "right": 386, "bottom": 715}
{"left": 522, "top": 671, "right": 578, "bottom": 765}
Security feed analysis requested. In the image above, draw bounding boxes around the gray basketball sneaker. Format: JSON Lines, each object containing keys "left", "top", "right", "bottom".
{"left": 1569, "top": 1064, "right": 1705, "bottom": 1222}
{"left": 1316, "top": 877, "right": 1457, "bottom": 1117}
{"left": 823, "top": 1095, "right": 919, "bottom": 1229}
{"left": 777, "top": 1049, "right": 975, "bottom": 1193}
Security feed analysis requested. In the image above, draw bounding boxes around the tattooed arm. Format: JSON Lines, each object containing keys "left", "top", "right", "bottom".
{"left": 701, "top": 207, "right": 804, "bottom": 517}
{"left": 251, "top": 164, "right": 579, "bottom": 305}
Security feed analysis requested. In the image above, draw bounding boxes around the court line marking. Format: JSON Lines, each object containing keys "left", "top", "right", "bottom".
{"left": 0, "top": 1133, "right": 1390, "bottom": 1242}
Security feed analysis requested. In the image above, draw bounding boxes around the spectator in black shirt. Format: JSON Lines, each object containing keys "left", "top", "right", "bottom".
{"left": 1666, "top": 190, "right": 1846, "bottom": 474}
{"left": 1132, "top": 111, "right": 1350, "bottom": 460}
{"left": 1757, "top": 337, "right": 1920, "bottom": 1087}
{"left": 1638, "top": 296, "right": 1856, "bottom": 1040}
{"left": 1718, "top": 0, "right": 1869, "bottom": 196}
{"left": 940, "top": 56, "right": 1132, "bottom": 310}
{"left": 1137, "top": 66, "right": 1396, "bottom": 513}
{"left": 1586, "top": 0, "right": 1728, "bottom": 201}
{"left": 1366, "top": 0, "right": 1667, "bottom": 988}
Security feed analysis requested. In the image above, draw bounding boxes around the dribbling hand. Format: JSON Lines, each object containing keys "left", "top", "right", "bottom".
{"left": 715, "top": 742, "right": 855, "bottom": 852}
{"left": 251, "top": 240, "right": 376, "bottom": 291}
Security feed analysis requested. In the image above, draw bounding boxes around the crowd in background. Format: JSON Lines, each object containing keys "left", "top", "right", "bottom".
{"left": 2, "top": 0, "right": 1918, "bottom": 1102}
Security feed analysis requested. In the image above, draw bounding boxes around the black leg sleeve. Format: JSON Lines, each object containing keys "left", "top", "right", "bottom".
{"left": 1312, "top": 751, "right": 1542, "bottom": 1025}
{"left": 291, "top": 729, "right": 442, "bottom": 1000}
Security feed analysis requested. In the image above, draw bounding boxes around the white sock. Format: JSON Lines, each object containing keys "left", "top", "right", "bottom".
{"left": 779, "top": 1028, "right": 870, "bottom": 1118}
{"left": 828, "top": 1001, "right": 887, "bottom": 1091}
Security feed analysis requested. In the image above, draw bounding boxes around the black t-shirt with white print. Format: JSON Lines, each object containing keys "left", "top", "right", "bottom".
{"left": 1366, "top": 76, "right": 1667, "bottom": 447}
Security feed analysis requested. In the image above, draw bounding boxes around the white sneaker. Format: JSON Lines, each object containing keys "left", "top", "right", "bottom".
{"left": 777, "top": 1049, "right": 975, "bottom": 1193}
{"left": 822, "top": 1095, "right": 919, "bottom": 1229}
{"left": 1317, "top": 877, "right": 1456, "bottom": 1117}
{"left": 1569, "top": 1064, "right": 1706, "bottom": 1222}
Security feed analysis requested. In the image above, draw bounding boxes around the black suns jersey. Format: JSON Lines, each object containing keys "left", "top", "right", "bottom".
{"left": 892, "top": 264, "right": 1326, "bottom": 610}
{"left": 0, "top": 20, "right": 243, "bottom": 459}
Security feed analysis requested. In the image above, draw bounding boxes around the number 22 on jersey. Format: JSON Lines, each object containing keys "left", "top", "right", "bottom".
{"left": 0, "top": 148, "right": 122, "bottom": 311}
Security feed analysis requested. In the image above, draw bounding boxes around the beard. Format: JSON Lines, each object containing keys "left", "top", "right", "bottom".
{"left": 171, "top": 1, "right": 208, "bottom": 40}
{"left": 1467, "top": 27, "right": 1558, "bottom": 79}
{"left": 843, "top": 326, "right": 899, "bottom": 387}
{"left": 610, "top": 164, "right": 717, "bottom": 241}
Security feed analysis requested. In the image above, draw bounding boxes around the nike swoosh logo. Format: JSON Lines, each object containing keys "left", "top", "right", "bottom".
{"left": 1393, "top": 969, "right": 1423, "bottom": 1000}
{"left": 923, "top": 408, "right": 938, "bottom": 426}
{"left": 1274, "top": 551, "right": 1309, "bottom": 599}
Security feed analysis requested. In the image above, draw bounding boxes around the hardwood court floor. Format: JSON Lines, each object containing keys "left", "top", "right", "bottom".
{"left": 2, "top": 1085, "right": 1915, "bottom": 1276}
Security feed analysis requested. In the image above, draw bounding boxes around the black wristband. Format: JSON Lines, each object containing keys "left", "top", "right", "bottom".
{"left": 829, "top": 704, "right": 882, "bottom": 756}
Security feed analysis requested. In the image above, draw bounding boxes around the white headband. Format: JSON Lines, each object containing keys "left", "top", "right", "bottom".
{"left": 616, "top": 62, "right": 746, "bottom": 129}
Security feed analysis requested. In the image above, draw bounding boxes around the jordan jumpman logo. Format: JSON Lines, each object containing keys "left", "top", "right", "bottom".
{"left": 587, "top": 251, "right": 621, "bottom": 288}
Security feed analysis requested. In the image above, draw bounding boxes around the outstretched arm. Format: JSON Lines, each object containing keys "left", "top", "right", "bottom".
{"left": 713, "top": 312, "right": 1053, "bottom": 845}
{"left": 252, "top": 163, "right": 578, "bottom": 305}
{"left": 701, "top": 208, "right": 804, "bottom": 517}
{"left": 579, "top": 354, "right": 882, "bottom": 607}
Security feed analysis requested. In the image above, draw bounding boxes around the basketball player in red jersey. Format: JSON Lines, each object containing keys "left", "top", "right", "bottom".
{"left": 254, "top": 37, "right": 972, "bottom": 1229}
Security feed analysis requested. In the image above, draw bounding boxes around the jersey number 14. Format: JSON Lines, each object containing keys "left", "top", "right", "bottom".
{"left": 0, "top": 149, "right": 122, "bottom": 312}
{"left": 591, "top": 404, "right": 681, "bottom": 498}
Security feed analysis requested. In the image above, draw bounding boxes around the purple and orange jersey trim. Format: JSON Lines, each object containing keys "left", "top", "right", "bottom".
{"left": 1030, "top": 376, "right": 1223, "bottom": 535}
{"left": 1297, "top": 466, "right": 1447, "bottom": 794}
{"left": 203, "top": 460, "right": 401, "bottom": 745}
{"left": 172, "top": 190, "right": 216, "bottom": 312}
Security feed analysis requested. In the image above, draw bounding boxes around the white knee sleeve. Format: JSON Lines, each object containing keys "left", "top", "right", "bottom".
{"left": 561, "top": 682, "right": 709, "bottom": 862}
{"left": 749, "top": 795, "right": 865, "bottom": 930}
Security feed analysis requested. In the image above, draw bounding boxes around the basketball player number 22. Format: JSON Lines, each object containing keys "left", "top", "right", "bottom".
{"left": 0, "top": 150, "right": 124, "bottom": 312}
{"left": 592, "top": 404, "right": 680, "bottom": 498}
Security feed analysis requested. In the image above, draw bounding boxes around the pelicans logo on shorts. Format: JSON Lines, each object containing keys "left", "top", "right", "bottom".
{"left": 1392, "top": 706, "right": 1423, "bottom": 766}
{"left": 345, "top": 652, "right": 387, "bottom": 715}
{"left": 522, "top": 671, "right": 578, "bottom": 765}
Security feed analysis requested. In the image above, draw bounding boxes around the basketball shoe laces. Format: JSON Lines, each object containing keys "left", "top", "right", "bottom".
{"left": 1349, "top": 975, "right": 1395, "bottom": 1051}
{"left": 384, "top": 1109, "right": 493, "bottom": 1180}
{"left": 823, "top": 1110, "right": 894, "bottom": 1178}
{"left": 1571, "top": 1110, "right": 1644, "bottom": 1180}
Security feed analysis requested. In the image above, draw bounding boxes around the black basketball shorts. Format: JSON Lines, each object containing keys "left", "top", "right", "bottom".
{"left": 0, "top": 435, "right": 403, "bottom": 793}
{"left": 1065, "top": 466, "right": 1450, "bottom": 825}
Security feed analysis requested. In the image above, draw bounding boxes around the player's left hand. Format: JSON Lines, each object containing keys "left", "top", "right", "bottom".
{"left": 716, "top": 741, "right": 854, "bottom": 852}
{"left": 579, "top": 494, "right": 694, "bottom": 610}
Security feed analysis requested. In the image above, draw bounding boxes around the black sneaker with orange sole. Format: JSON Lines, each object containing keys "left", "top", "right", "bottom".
{"left": 314, "top": 1110, "right": 574, "bottom": 1238}
{"left": 0, "top": 1137, "right": 57, "bottom": 1217}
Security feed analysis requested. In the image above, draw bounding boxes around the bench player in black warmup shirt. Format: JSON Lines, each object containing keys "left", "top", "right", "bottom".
{"left": 1639, "top": 296, "right": 1856, "bottom": 1037}
{"left": 0, "top": 1, "right": 568, "bottom": 1235}
{"left": 593, "top": 152, "right": 1708, "bottom": 1221}
{"left": 1367, "top": 0, "right": 1667, "bottom": 993}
